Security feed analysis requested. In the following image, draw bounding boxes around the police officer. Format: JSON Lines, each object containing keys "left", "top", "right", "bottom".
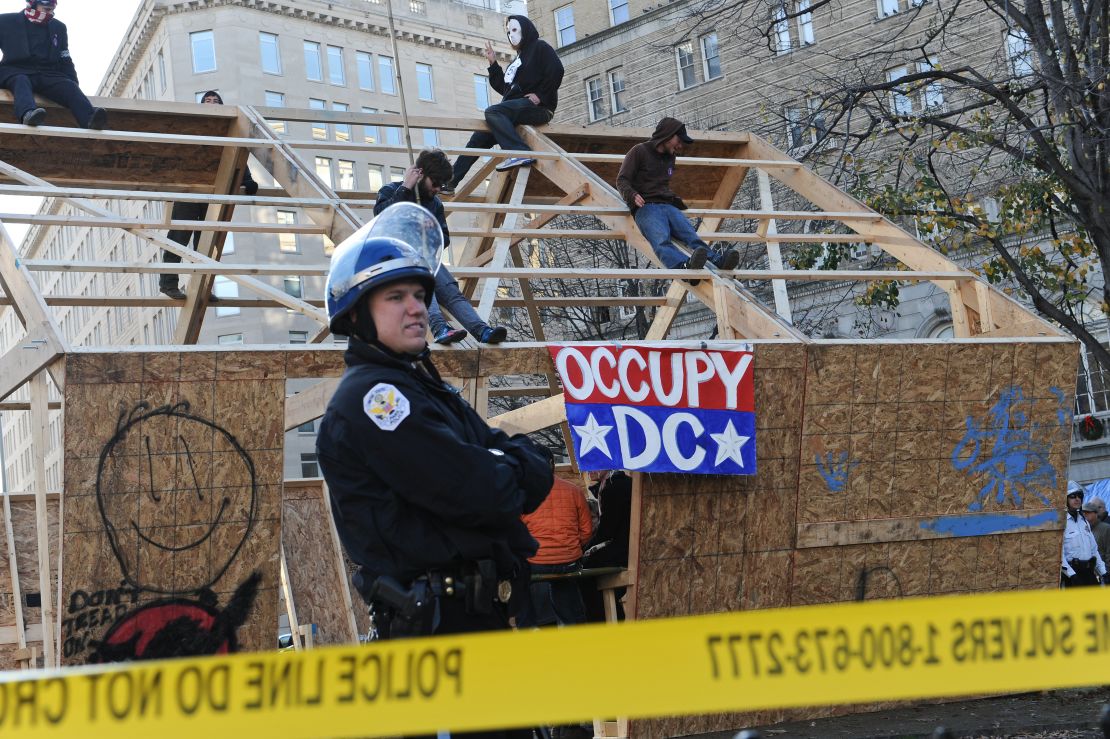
{"left": 317, "top": 204, "right": 551, "bottom": 732}
{"left": 1062, "top": 480, "right": 1106, "bottom": 588}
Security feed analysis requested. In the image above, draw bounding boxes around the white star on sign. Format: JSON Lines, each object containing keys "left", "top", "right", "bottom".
{"left": 573, "top": 413, "right": 614, "bottom": 459}
{"left": 711, "top": 420, "right": 751, "bottom": 468}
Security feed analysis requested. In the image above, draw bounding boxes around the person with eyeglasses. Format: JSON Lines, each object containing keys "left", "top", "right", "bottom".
{"left": 374, "top": 148, "right": 508, "bottom": 345}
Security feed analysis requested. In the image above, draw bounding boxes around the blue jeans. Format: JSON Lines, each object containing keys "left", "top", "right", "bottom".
{"left": 429, "top": 265, "right": 490, "bottom": 336}
{"left": 516, "top": 561, "right": 587, "bottom": 628}
{"left": 451, "top": 97, "right": 554, "bottom": 186}
{"left": 634, "top": 203, "right": 727, "bottom": 268}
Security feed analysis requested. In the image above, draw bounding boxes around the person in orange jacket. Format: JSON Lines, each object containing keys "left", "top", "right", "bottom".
{"left": 517, "top": 467, "right": 593, "bottom": 627}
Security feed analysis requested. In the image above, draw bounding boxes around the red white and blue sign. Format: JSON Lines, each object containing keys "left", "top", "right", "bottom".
{"left": 548, "top": 343, "right": 756, "bottom": 475}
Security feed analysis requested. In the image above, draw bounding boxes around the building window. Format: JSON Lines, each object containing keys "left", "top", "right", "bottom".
{"left": 327, "top": 45, "right": 345, "bottom": 86}
{"left": 878, "top": 0, "right": 925, "bottom": 16}
{"left": 585, "top": 76, "right": 605, "bottom": 121}
{"left": 384, "top": 126, "right": 403, "bottom": 147}
{"left": 264, "top": 90, "right": 286, "bottom": 134}
{"left": 772, "top": 4, "right": 792, "bottom": 53}
{"left": 1076, "top": 334, "right": 1110, "bottom": 416}
{"left": 217, "top": 333, "right": 243, "bottom": 345}
{"left": 284, "top": 276, "right": 303, "bottom": 299}
{"left": 356, "top": 51, "right": 375, "bottom": 90}
{"left": 675, "top": 41, "right": 697, "bottom": 89}
{"left": 422, "top": 128, "right": 439, "bottom": 147}
{"left": 1006, "top": 29, "right": 1033, "bottom": 77}
{"left": 410, "top": 0, "right": 427, "bottom": 14}
{"left": 301, "top": 453, "right": 319, "bottom": 478}
{"left": 416, "top": 63, "right": 435, "bottom": 101}
{"left": 368, "top": 165, "right": 384, "bottom": 192}
{"left": 297, "top": 419, "right": 315, "bottom": 433}
{"left": 887, "top": 59, "right": 943, "bottom": 115}
{"left": 315, "top": 157, "right": 333, "bottom": 187}
{"left": 213, "top": 276, "right": 239, "bottom": 317}
{"left": 474, "top": 74, "right": 491, "bottom": 110}
{"left": 379, "top": 56, "right": 396, "bottom": 94}
{"left": 554, "top": 5, "right": 576, "bottom": 47}
{"left": 259, "top": 32, "right": 281, "bottom": 75}
{"left": 337, "top": 160, "right": 356, "bottom": 190}
{"left": 786, "top": 98, "right": 827, "bottom": 150}
{"left": 277, "top": 210, "right": 298, "bottom": 253}
{"left": 390, "top": 166, "right": 405, "bottom": 183}
{"left": 700, "top": 33, "right": 722, "bottom": 80}
{"left": 333, "top": 102, "right": 350, "bottom": 141}
{"left": 609, "top": 0, "right": 629, "bottom": 25}
{"left": 797, "top": 0, "right": 815, "bottom": 45}
{"left": 309, "top": 98, "right": 327, "bottom": 139}
{"left": 190, "top": 31, "right": 216, "bottom": 74}
{"left": 289, "top": 331, "right": 308, "bottom": 345}
{"left": 362, "top": 106, "right": 379, "bottom": 143}
{"left": 608, "top": 68, "right": 627, "bottom": 113}
{"left": 304, "top": 41, "right": 323, "bottom": 82}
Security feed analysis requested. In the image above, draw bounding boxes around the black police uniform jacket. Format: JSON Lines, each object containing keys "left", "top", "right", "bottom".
{"left": 0, "top": 12, "right": 78, "bottom": 86}
{"left": 317, "top": 337, "right": 553, "bottom": 584}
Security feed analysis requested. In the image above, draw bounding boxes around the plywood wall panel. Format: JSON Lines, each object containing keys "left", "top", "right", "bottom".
{"left": 60, "top": 352, "right": 283, "bottom": 665}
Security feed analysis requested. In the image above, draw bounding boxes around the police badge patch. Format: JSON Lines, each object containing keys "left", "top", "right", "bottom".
{"left": 363, "top": 383, "right": 410, "bottom": 431}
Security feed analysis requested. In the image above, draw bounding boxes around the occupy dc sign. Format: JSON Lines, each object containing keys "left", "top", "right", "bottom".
{"left": 549, "top": 343, "right": 756, "bottom": 475}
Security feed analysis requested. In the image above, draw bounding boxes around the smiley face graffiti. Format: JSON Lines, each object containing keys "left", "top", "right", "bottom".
{"left": 95, "top": 401, "right": 257, "bottom": 594}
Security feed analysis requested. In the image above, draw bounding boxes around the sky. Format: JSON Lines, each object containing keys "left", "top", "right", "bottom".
{"left": 1, "top": 0, "right": 143, "bottom": 243}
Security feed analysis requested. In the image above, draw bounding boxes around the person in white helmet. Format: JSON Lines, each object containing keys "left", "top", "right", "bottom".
{"left": 1062, "top": 480, "right": 1106, "bottom": 587}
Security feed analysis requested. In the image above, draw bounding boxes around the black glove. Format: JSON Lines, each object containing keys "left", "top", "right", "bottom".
{"left": 242, "top": 179, "right": 259, "bottom": 196}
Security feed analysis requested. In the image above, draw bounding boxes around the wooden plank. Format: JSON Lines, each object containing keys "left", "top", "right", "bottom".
{"left": 476, "top": 169, "right": 531, "bottom": 320}
{"left": 284, "top": 379, "right": 340, "bottom": 431}
{"left": 279, "top": 546, "right": 303, "bottom": 651}
{"left": 756, "top": 169, "right": 793, "bottom": 322}
{"left": 29, "top": 371, "right": 53, "bottom": 666}
{"left": 0, "top": 326, "right": 61, "bottom": 403}
{"left": 1, "top": 486, "right": 26, "bottom": 654}
{"left": 644, "top": 281, "right": 691, "bottom": 341}
{"left": 696, "top": 143, "right": 750, "bottom": 234}
{"left": 797, "top": 513, "right": 1062, "bottom": 548}
{"left": 0, "top": 214, "right": 322, "bottom": 233}
{"left": 487, "top": 394, "right": 567, "bottom": 436}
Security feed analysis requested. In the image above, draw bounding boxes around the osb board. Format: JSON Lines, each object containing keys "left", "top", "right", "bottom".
{"left": 59, "top": 352, "right": 284, "bottom": 665}
{"left": 281, "top": 479, "right": 358, "bottom": 646}
{"left": 0, "top": 499, "right": 58, "bottom": 670}
{"left": 629, "top": 340, "right": 1077, "bottom": 738}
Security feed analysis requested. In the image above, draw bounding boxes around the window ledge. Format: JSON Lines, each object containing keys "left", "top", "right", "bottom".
{"left": 677, "top": 74, "right": 725, "bottom": 94}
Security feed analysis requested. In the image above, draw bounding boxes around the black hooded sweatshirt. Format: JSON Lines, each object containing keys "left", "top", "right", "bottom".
{"left": 487, "top": 15, "right": 564, "bottom": 113}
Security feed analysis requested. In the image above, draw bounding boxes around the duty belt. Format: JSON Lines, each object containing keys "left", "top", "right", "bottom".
{"left": 421, "top": 569, "right": 513, "bottom": 605}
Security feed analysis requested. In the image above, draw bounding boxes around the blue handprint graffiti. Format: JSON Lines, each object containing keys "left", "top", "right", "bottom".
{"left": 816, "top": 451, "right": 859, "bottom": 493}
{"left": 951, "top": 386, "right": 1063, "bottom": 511}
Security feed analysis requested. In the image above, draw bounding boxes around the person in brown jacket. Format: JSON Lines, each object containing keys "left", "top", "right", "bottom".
{"left": 517, "top": 472, "right": 593, "bottom": 628}
{"left": 616, "top": 117, "right": 739, "bottom": 282}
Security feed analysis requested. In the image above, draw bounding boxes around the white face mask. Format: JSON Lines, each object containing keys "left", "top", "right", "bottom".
{"left": 506, "top": 19, "right": 522, "bottom": 48}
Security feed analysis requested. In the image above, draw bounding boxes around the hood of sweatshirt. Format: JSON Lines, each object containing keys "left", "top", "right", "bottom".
{"left": 649, "top": 117, "right": 694, "bottom": 149}
{"left": 507, "top": 14, "right": 539, "bottom": 51}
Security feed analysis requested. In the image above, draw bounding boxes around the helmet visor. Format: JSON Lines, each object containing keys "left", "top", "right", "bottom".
{"left": 365, "top": 202, "right": 443, "bottom": 274}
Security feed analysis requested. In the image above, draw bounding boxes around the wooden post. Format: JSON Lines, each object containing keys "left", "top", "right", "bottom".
{"left": 29, "top": 371, "right": 54, "bottom": 666}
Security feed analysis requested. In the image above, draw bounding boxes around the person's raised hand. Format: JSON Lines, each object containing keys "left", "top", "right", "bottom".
{"left": 484, "top": 40, "right": 496, "bottom": 64}
{"left": 402, "top": 165, "right": 422, "bottom": 190}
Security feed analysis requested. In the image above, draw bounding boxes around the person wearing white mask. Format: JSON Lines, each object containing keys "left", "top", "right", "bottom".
{"left": 442, "top": 15, "right": 563, "bottom": 193}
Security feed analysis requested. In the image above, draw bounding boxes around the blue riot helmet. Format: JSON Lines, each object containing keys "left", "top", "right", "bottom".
{"left": 326, "top": 202, "right": 443, "bottom": 336}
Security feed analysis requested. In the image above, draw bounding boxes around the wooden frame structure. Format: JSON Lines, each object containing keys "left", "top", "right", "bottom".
{"left": 0, "top": 95, "right": 1077, "bottom": 735}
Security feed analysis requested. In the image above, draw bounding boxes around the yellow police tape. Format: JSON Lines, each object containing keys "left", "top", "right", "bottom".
{"left": 3, "top": 587, "right": 1110, "bottom": 737}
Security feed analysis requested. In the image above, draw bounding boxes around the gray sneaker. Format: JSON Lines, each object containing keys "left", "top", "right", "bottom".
{"left": 21, "top": 107, "right": 46, "bottom": 127}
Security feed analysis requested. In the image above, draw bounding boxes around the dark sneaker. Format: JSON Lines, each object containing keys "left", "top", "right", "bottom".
{"left": 21, "top": 107, "right": 45, "bottom": 127}
{"left": 686, "top": 246, "right": 708, "bottom": 270}
{"left": 480, "top": 326, "right": 508, "bottom": 344}
{"left": 716, "top": 249, "right": 740, "bottom": 271}
{"left": 494, "top": 157, "right": 536, "bottom": 172}
{"left": 85, "top": 107, "right": 107, "bottom": 130}
{"left": 434, "top": 327, "right": 467, "bottom": 345}
{"left": 160, "top": 285, "right": 187, "bottom": 300}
